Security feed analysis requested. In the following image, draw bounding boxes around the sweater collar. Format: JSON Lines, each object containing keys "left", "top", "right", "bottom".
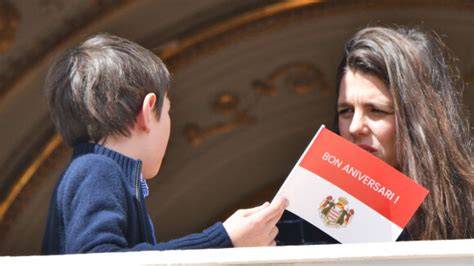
{"left": 72, "top": 143, "right": 142, "bottom": 187}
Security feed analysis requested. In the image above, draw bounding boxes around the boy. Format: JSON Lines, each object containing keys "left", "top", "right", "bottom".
{"left": 42, "top": 34, "right": 287, "bottom": 254}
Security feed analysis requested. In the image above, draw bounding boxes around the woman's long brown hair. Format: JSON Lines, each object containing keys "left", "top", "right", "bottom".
{"left": 335, "top": 26, "right": 473, "bottom": 240}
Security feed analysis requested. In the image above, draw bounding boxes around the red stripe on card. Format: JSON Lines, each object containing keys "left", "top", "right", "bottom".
{"left": 299, "top": 128, "right": 428, "bottom": 228}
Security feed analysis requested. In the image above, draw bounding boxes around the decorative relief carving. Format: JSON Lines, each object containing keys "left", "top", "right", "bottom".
{"left": 185, "top": 91, "right": 256, "bottom": 146}
{"left": 253, "top": 62, "right": 330, "bottom": 96}
{"left": 0, "top": 0, "right": 19, "bottom": 52}
{"left": 184, "top": 62, "right": 329, "bottom": 146}
{"left": 213, "top": 92, "right": 240, "bottom": 114}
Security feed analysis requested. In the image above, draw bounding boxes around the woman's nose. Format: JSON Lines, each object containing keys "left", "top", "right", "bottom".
{"left": 349, "top": 111, "right": 369, "bottom": 136}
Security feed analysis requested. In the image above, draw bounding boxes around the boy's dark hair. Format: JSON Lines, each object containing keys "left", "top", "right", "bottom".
{"left": 45, "top": 33, "right": 170, "bottom": 146}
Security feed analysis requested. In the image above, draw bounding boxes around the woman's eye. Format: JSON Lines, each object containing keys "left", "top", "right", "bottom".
{"left": 372, "top": 108, "right": 386, "bottom": 113}
{"left": 371, "top": 107, "right": 393, "bottom": 115}
{"left": 337, "top": 108, "right": 347, "bottom": 114}
{"left": 338, "top": 108, "right": 353, "bottom": 116}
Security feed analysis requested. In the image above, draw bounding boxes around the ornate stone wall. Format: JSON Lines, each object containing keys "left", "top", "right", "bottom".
{"left": 0, "top": 0, "right": 472, "bottom": 255}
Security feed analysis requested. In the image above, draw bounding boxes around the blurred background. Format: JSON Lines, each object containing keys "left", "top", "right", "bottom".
{"left": 0, "top": 0, "right": 473, "bottom": 255}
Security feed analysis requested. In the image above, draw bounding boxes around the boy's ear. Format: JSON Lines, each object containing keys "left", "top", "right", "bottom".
{"left": 136, "top": 93, "right": 157, "bottom": 133}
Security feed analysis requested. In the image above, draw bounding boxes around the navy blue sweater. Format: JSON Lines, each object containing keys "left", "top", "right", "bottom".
{"left": 42, "top": 143, "right": 232, "bottom": 254}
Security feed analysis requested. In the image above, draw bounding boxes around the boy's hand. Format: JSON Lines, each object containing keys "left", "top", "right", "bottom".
{"left": 223, "top": 197, "right": 288, "bottom": 247}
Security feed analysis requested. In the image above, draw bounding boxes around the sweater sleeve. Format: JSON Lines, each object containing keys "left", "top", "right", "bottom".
{"left": 60, "top": 156, "right": 232, "bottom": 253}
{"left": 137, "top": 222, "right": 233, "bottom": 251}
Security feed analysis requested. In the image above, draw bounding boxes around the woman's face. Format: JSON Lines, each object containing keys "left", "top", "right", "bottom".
{"left": 337, "top": 69, "right": 399, "bottom": 169}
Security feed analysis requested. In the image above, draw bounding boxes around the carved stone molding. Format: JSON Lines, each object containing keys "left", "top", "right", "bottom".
{"left": 1, "top": 0, "right": 474, "bottom": 255}
{"left": 157, "top": 0, "right": 474, "bottom": 72}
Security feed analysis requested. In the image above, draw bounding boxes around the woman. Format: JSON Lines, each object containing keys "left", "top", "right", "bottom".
{"left": 277, "top": 26, "right": 473, "bottom": 244}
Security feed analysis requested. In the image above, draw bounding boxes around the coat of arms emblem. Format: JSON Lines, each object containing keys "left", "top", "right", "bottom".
{"left": 319, "top": 196, "right": 354, "bottom": 227}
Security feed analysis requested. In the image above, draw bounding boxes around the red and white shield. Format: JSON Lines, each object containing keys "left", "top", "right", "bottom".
{"left": 327, "top": 207, "right": 342, "bottom": 223}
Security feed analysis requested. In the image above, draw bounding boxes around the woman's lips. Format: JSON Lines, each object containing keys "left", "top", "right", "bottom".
{"left": 357, "top": 144, "right": 377, "bottom": 154}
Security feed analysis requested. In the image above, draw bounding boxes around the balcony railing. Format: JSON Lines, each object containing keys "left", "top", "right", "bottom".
{"left": 1, "top": 239, "right": 473, "bottom": 265}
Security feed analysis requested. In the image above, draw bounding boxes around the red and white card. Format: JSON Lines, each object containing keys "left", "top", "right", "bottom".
{"left": 275, "top": 125, "right": 428, "bottom": 243}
